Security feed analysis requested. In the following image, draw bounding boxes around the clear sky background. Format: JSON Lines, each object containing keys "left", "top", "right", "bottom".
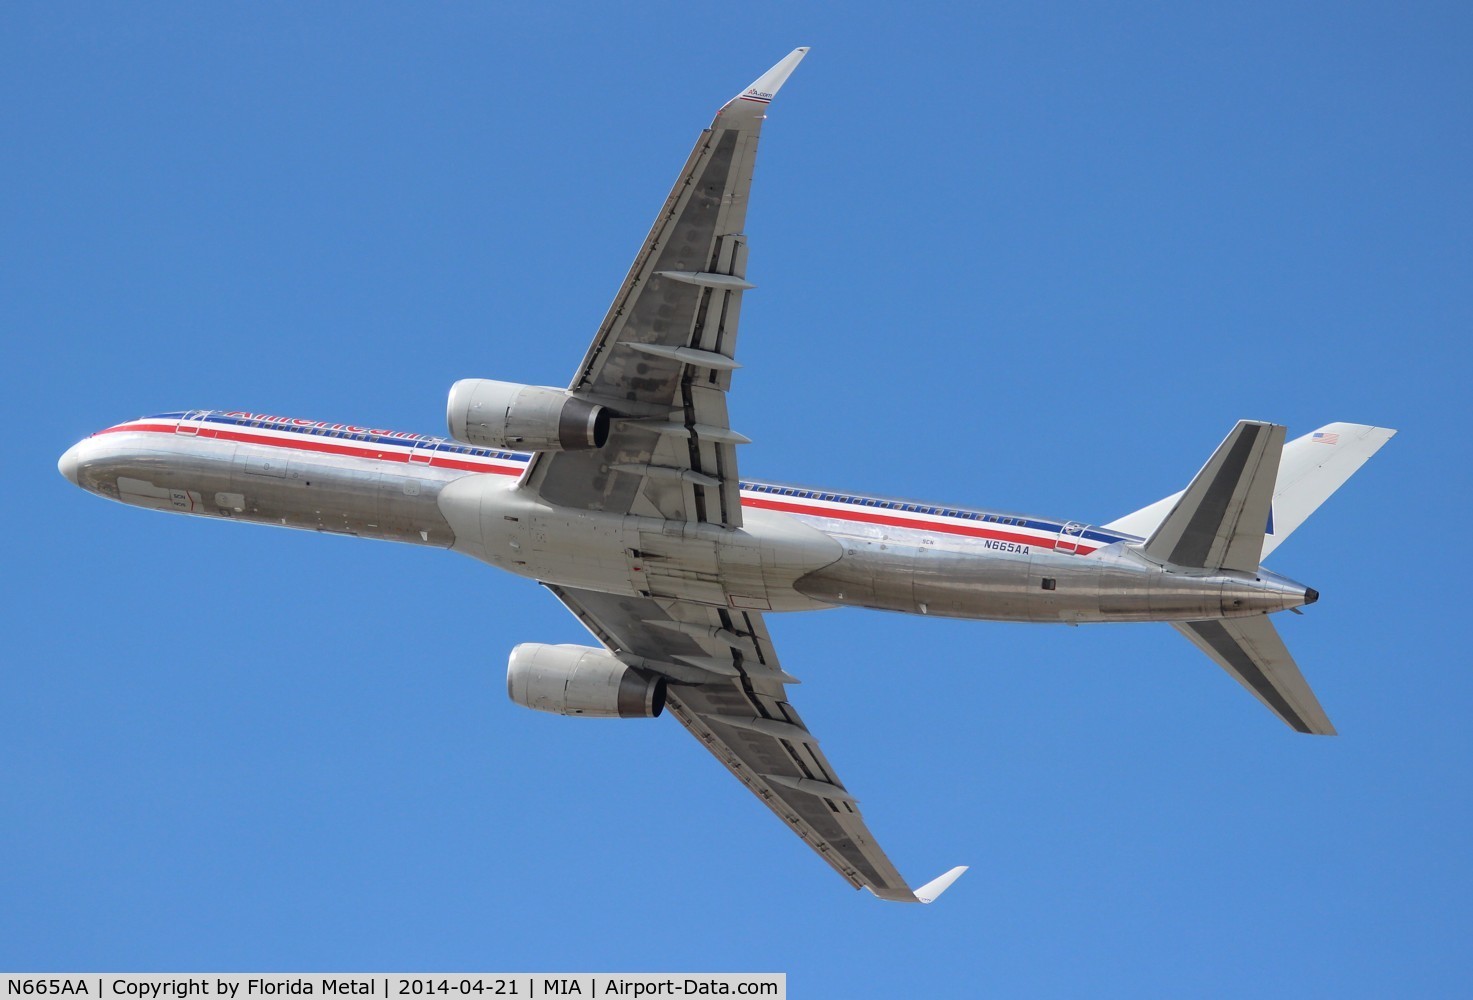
{"left": 4, "top": 2, "right": 1470, "bottom": 994}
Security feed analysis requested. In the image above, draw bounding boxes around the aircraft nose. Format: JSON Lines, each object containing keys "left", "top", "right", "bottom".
{"left": 58, "top": 442, "right": 82, "bottom": 486}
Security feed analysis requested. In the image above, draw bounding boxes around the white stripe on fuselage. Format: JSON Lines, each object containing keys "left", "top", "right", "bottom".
{"left": 99, "top": 413, "right": 1125, "bottom": 554}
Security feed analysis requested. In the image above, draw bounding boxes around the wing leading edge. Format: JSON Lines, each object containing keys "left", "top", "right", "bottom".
{"left": 520, "top": 48, "right": 812, "bottom": 529}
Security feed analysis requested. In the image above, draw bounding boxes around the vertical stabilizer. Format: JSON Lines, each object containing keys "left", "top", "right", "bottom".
{"left": 1105, "top": 422, "right": 1396, "bottom": 558}
{"left": 1259, "top": 423, "right": 1396, "bottom": 558}
{"left": 1142, "top": 421, "right": 1285, "bottom": 573}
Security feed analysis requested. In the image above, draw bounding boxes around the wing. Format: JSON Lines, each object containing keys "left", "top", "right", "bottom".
{"left": 519, "top": 48, "right": 812, "bottom": 529}
{"left": 546, "top": 584, "right": 965, "bottom": 903}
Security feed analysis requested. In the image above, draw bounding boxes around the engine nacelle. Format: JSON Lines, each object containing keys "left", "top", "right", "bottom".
{"left": 447, "top": 379, "right": 611, "bottom": 452}
{"left": 507, "top": 643, "right": 666, "bottom": 719}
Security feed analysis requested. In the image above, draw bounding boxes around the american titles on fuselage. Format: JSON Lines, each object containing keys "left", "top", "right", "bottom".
{"left": 94, "top": 409, "right": 1125, "bottom": 555}
{"left": 219, "top": 412, "right": 428, "bottom": 439}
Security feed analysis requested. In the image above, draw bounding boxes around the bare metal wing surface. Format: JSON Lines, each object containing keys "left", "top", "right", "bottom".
{"left": 519, "top": 49, "right": 812, "bottom": 528}
{"left": 546, "top": 584, "right": 961, "bottom": 902}
{"left": 512, "top": 49, "right": 964, "bottom": 902}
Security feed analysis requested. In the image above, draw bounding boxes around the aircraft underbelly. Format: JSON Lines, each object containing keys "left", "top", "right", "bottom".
{"left": 794, "top": 532, "right": 1053, "bottom": 620}
{"left": 74, "top": 436, "right": 1304, "bottom": 624}
{"left": 792, "top": 529, "right": 1295, "bottom": 623}
{"left": 436, "top": 475, "right": 840, "bottom": 610}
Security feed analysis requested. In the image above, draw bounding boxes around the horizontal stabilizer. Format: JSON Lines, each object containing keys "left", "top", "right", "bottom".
{"left": 1174, "top": 616, "right": 1335, "bottom": 734}
{"left": 1142, "top": 421, "right": 1285, "bottom": 573}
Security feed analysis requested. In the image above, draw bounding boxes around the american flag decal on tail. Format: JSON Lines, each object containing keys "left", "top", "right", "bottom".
{"left": 1313, "top": 432, "right": 1340, "bottom": 445}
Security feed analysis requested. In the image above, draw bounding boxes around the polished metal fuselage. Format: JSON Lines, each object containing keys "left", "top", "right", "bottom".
{"left": 60, "top": 416, "right": 1313, "bottom": 623}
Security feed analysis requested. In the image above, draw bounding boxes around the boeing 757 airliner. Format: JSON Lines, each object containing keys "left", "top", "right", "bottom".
{"left": 58, "top": 48, "right": 1394, "bottom": 903}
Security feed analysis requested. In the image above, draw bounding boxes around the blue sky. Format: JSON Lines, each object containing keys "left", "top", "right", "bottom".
{"left": 4, "top": 2, "right": 1470, "bottom": 993}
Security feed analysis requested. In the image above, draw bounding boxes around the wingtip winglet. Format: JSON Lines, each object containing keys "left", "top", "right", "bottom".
{"left": 914, "top": 865, "right": 968, "bottom": 904}
{"left": 730, "top": 47, "right": 810, "bottom": 107}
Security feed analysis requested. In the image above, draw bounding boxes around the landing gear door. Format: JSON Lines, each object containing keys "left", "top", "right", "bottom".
{"left": 1057, "top": 521, "right": 1087, "bottom": 555}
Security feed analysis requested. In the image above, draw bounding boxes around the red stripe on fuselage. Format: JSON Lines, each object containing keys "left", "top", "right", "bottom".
{"left": 97, "top": 421, "right": 523, "bottom": 477}
{"left": 739, "top": 495, "right": 1096, "bottom": 553}
{"left": 97, "top": 420, "right": 1098, "bottom": 552}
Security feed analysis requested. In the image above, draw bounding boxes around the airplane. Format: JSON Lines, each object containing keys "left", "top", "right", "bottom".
{"left": 57, "top": 47, "right": 1394, "bottom": 903}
